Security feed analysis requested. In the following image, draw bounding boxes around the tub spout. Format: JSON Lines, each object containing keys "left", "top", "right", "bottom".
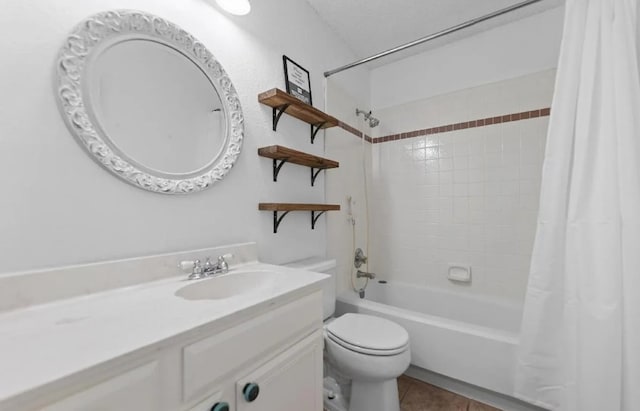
{"left": 357, "top": 270, "right": 376, "bottom": 279}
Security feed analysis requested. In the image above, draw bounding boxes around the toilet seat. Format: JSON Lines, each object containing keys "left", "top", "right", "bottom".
{"left": 327, "top": 333, "right": 409, "bottom": 356}
{"left": 325, "top": 313, "right": 409, "bottom": 356}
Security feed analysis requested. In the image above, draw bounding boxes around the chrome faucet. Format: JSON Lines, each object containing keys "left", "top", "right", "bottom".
{"left": 354, "top": 248, "right": 374, "bottom": 279}
{"left": 205, "top": 255, "right": 231, "bottom": 275}
{"left": 356, "top": 270, "right": 376, "bottom": 280}
{"left": 181, "top": 254, "right": 233, "bottom": 280}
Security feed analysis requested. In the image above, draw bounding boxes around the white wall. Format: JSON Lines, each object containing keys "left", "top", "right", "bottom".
{"left": 370, "top": 6, "right": 565, "bottom": 110}
{"left": 0, "top": 0, "right": 369, "bottom": 274}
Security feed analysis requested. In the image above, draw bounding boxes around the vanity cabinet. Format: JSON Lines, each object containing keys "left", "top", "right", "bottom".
{"left": 182, "top": 292, "right": 324, "bottom": 411}
{"left": 39, "top": 362, "right": 163, "bottom": 411}
{"left": 235, "top": 331, "right": 323, "bottom": 411}
{"left": 188, "top": 331, "right": 323, "bottom": 411}
{"left": 11, "top": 291, "right": 324, "bottom": 411}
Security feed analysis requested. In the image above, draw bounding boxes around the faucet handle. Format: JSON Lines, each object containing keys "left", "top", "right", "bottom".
{"left": 217, "top": 254, "right": 233, "bottom": 272}
{"left": 183, "top": 259, "right": 205, "bottom": 280}
{"left": 193, "top": 259, "right": 203, "bottom": 274}
{"left": 217, "top": 254, "right": 234, "bottom": 264}
{"left": 354, "top": 248, "right": 368, "bottom": 268}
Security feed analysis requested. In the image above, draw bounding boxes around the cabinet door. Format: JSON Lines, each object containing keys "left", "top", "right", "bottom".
{"left": 236, "top": 331, "right": 323, "bottom": 411}
{"left": 41, "top": 361, "right": 161, "bottom": 411}
{"left": 185, "top": 387, "right": 235, "bottom": 411}
{"left": 182, "top": 292, "right": 322, "bottom": 403}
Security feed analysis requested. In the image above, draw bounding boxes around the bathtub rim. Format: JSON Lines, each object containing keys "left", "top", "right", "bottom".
{"left": 337, "top": 289, "right": 520, "bottom": 345}
{"left": 364, "top": 279, "right": 524, "bottom": 312}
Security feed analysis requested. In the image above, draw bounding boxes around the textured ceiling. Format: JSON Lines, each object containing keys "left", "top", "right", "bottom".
{"left": 305, "top": 0, "right": 564, "bottom": 69}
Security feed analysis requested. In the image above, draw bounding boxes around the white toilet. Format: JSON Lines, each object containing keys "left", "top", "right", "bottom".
{"left": 284, "top": 258, "right": 410, "bottom": 411}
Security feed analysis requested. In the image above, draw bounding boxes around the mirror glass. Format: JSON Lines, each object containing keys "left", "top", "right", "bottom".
{"left": 56, "top": 10, "right": 244, "bottom": 194}
{"left": 89, "top": 40, "right": 225, "bottom": 175}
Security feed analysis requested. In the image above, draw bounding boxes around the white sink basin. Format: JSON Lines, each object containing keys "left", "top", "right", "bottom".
{"left": 175, "top": 270, "right": 284, "bottom": 301}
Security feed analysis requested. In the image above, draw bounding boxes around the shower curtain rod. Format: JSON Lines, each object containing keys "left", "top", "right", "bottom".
{"left": 324, "top": 0, "right": 544, "bottom": 78}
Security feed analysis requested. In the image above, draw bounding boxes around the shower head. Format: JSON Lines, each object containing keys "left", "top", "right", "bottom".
{"left": 355, "top": 108, "right": 369, "bottom": 117}
{"left": 355, "top": 108, "right": 380, "bottom": 128}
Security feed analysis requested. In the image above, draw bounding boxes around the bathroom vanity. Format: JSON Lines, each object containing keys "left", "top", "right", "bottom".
{"left": 0, "top": 243, "right": 327, "bottom": 411}
{"left": 0, "top": 10, "right": 328, "bottom": 410}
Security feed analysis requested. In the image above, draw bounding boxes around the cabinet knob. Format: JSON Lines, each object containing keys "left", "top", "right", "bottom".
{"left": 242, "top": 382, "right": 260, "bottom": 402}
{"left": 210, "top": 402, "right": 229, "bottom": 411}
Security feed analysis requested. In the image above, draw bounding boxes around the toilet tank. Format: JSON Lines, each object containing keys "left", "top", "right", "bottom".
{"left": 283, "top": 257, "right": 336, "bottom": 319}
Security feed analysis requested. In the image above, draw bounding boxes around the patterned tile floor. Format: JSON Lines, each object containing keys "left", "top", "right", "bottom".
{"left": 325, "top": 375, "right": 501, "bottom": 411}
{"left": 398, "top": 375, "right": 501, "bottom": 411}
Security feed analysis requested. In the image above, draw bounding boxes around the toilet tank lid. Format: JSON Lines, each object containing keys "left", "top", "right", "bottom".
{"left": 283, "top": 257, "right": 336, "bottom": 272}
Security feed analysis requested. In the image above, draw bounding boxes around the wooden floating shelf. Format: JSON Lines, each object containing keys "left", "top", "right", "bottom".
{"left": 258, "top": 145, "right": 339, "bottom": 186}
{"left": 259, "top": 203, "right": 341, "bottom": 212}
{"left": 258, "top": 146, "right": 339, "bottom": 169}
{"left": 258, "top": 88, "right": 339, "bottom": 143}
{"left": 259, "top": 203, "right": 341, "bottom": 233}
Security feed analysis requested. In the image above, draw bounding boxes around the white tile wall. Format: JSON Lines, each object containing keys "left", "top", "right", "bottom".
{"left": 369, "top": 71, "right": 554, "bottom": 303}
{"left": 372, "top": 69, "right": 556, "bottom": 138}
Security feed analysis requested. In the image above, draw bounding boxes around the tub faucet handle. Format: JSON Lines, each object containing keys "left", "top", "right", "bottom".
{"left": 354, "top": 248, "right": 368, "bottom": 268}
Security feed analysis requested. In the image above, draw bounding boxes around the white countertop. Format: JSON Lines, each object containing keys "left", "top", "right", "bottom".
{"left": 0, "top": 262, "right": 327, "bottom": 404}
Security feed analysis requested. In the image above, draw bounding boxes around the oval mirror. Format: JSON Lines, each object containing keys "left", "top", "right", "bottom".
{"left": 55, "top": 10, "right": 244, "bottom": 194}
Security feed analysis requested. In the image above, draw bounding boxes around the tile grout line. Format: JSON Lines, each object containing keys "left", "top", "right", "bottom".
{"left": 400, "top": 380, "right": 413, "bottom": 404}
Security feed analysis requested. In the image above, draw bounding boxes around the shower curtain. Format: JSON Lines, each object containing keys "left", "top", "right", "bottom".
{"left": 514, "top": 0, "right": 640, "bottom": 410}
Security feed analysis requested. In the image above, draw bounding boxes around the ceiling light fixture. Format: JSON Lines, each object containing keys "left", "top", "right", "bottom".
{"left": 215, "top": 0, "right": 251, "bottom": 15}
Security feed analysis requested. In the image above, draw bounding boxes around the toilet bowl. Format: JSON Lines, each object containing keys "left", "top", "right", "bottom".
{"left": 284, "top": 258, "right": 410, "bottom": 411}
{"left": 325, "top": 313, "right": 410, "bottom": 411}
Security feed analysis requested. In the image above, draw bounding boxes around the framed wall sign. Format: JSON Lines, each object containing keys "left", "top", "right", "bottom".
{"left": 283, "top": 55, "right": 312, "bottom": 105}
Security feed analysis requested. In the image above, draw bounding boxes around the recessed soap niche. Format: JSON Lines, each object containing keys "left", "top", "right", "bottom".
{"left": 447, "top": 264, "right": 472, "bottom": 283}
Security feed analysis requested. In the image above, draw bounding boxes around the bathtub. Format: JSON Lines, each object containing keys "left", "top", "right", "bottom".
{"left": 335, "top": 281, "right": 522, "bottom": 397}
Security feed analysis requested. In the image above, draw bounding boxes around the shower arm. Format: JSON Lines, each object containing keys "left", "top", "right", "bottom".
{"left": 355, "top": 108, "right": 380, "bottom": 128}
{"left": 324, "top": 0, "right": 543, "bottom": 78}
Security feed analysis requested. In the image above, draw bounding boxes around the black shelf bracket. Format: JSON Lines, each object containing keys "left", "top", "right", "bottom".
{"left": 311, "top": 210, "right": 327, "bottom": 230}
{"left": 272, "top": 159, "right": 288, "bottom": 182}
{"left": 272, "top": 210, "right": 291, "bottom": 234}
{"left": 310, "top": 168, "right": 323, "bottom": 187}
{"left": 310, "top": 121, "right": 327, "bottom": 144}
{"left": 272, "top": 104, "right": 290, "bottom": 131}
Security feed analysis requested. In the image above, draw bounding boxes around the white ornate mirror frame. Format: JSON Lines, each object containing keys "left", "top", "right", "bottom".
{"left": 55, "top": 10, "right": 244, "bottom": 194}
